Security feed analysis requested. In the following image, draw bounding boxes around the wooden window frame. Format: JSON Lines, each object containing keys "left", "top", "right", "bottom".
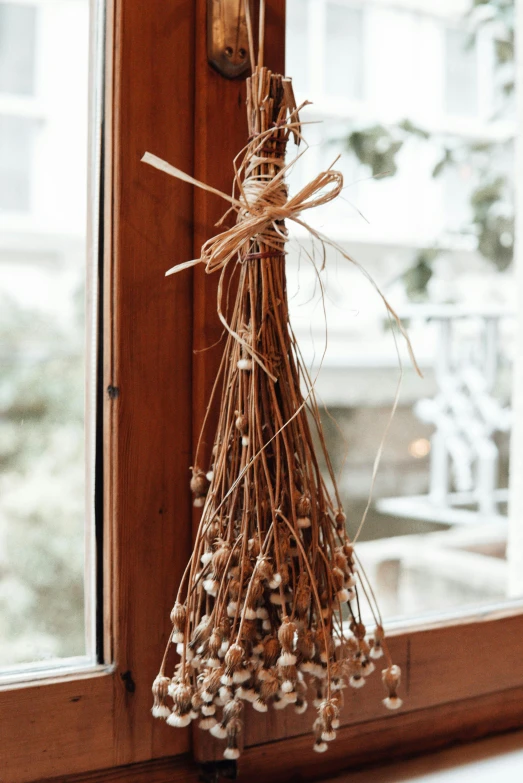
{"left": 1, "top": 2, "right": 523, "bottom": 782}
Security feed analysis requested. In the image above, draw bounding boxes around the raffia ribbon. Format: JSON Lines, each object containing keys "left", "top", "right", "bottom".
{"left": 142, "top": 150, "right": 343, "bottom": 276}
{"left": 142, "top": 125, "right": 420, "bottom": 364}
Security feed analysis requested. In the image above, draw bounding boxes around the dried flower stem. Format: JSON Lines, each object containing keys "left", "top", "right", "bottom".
{"left": 147, "top": 65, "right": 405, "bottom": 760}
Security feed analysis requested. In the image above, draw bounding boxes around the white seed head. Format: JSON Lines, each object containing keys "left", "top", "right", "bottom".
{"left": 237, "top": 358, "right": 253, "bottom": 371}
{"left": 210, "top": 723, "right": 228, "bottom": 739}
{"left": 152, "top": 704, "right": 171, "bottom": 719}
{"left": 224, "top": 747, "right": 240, "bottom": 760}
{"left": 269, "top": 573, "right": 282, "bottom": 589}
{"left": 278, "top": 652, "right": 297, "bottom": 667}
{"left": 313, "top": 741, "right": 328, "bottom": 753}
{"left": 199, "top": 716, "right": 217, "bottom": 730}
{"left": 383, "top": 696, "right": 403, "bottom": 711}
{"left": 167, "top": 712, "right": 192, "bottom": 728}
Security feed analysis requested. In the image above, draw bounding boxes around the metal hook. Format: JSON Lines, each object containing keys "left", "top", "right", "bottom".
{"left": 207, "top": 0, "right": 251, "bottom": 79}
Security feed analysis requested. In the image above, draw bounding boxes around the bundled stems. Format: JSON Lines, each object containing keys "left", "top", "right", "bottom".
{"left": 150, "top": 66, "right": 403, "bottom": 759}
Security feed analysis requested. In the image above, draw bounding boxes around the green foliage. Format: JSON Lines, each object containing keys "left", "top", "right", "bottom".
{"left": 340, "top": 0, "right": 515, "bottom": 299}
{"left": 0, "top": 292, "right": 85, "bottom": 665}
{"left": 346, "top": 125, "right": 403, "bottom": 177}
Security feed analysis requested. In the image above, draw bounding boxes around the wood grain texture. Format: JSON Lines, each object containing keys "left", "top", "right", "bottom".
{"left": 25, "top": 686, "right": 523, "bottom": 783}
{"left": 196, "top": 612, "right": 523, "bottom": 760}
{"left": 0, "top": 675, "right": 114, "bottom": 783}
{"left": 33, "top": 755, "right": 201, "bottom": 783}
{"left": 107, "top": 0, "right": 195, "bottom": 767}
{"left": 238, "top": 685, "right": 523, "bottom": 783}
{"left": 0, "top": 2, "right": 196, "bottom": 782}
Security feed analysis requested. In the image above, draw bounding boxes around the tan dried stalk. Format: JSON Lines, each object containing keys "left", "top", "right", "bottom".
{"left": 147, "top": 65, "right": 407, "bottom": 760}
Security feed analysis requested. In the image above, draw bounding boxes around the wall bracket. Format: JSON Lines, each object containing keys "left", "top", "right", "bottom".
{"left": 207, "top": 0, "right": 250, "bottom": 79}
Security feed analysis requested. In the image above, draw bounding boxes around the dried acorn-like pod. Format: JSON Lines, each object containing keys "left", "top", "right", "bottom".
{"left": 152, "top": 675, "right": 171, "bottom": 718}
{"left": 190, "top": 467, "right": 209, "bottom": 507}
{"left": 382, "top": 664, "right": 403, "bottom": 710}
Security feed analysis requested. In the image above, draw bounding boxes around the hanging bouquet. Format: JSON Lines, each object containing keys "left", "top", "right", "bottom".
{"left": 144, "top": 2, "right": 417, "bottom": 762}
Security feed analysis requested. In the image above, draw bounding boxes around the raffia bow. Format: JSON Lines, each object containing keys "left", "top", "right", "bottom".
{"left": 142, "top": 140, "right": 420, "bottom": 386}
{"left": 141, "top": 150, "right": 343, "bottom": 277}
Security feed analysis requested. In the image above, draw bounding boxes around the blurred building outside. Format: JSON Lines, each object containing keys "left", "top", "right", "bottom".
{"left": 285, "top": 0, "right": 518, "bottom": 622}
{"left": 0, "top": 0, "right": 520, "bottom": 670}
{"left": 0, "top": 0, "right": 90, "bottom": 667}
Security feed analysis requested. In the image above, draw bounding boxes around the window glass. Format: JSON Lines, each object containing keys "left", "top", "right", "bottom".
{"left": 0, "top": 116, "right": 36, "bottom": 211}
{"left": 0, "top": 3, "right": 37, "bottom": 95}
{"left": 285, "top": 0, "right": 310, "bottom": 94}
{"left": 0, "top": 0, "right": 93, "bottom": 670}
{"left": 325, "top": 2, "right": 364, "bottom": 100}
{"left": 286, "top": 0, "right": 519, "bottom": 624}
{"left": 445, "top": 28, "right": 479, "bottom": 117}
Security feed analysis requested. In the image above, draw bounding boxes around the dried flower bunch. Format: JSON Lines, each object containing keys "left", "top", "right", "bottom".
{"left": 144, "top": 2, "right": 412, "bottom": 764}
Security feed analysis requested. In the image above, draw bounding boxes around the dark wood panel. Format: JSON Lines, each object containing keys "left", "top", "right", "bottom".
{"left": 108, "top": 0, "right": 196, "bottom": 766}
{"left": 28, "top": 685, "right": 523, "bottom": 783}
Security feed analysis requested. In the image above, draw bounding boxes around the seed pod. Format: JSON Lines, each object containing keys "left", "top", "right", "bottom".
{"left": 256, "top": 556, "right": 273, "bottom": 582}
{"left": 260, "top": 676, "right": 279, "bottom": 701}
{"left": 151, "top": 675, "right": 171, "bottom": 719}
{"left": 224, "top": 643, "right": 244, "bottom": 674}
{"left": 212, "top": 543, "right": 231, "bottom": 578}
{"left": 171, "top": 683, "right": 192, "bottom": 714}
{"left": 382, "top": 664, "right": 403, "bottom": 710}
{"left": 223, "top": 697, "right": 244, "bottom": 724}
{"left": 296, "top": 494, "right": 312, "bottom": 517}
{"left": 205, "top": 520, "right": 220, "bottom": 544}
{"left": 332, "top": 567, "right": 345, "bottom": 591}
{"left": 202, "top": 666, "right": 224, "bottom": 695}
{"left": 190, "top": 616, "right": 212, "bottom": 649}
{"left": 263, "top": 636, "right": 280, "bottom": 668}
{"left": 241, "top": 619, "right": 258, "bottom": 642}
{"left": 246, "top": 575, "right": 263, "bottom": 606}
{"left": 190, "top": 467, "right": 209, "bottom": 499}
{"left": 235, "top": 413, "right": 248, "bottom": 433}
{"left": 208, "top": 632, "right": 221, "bottom": 657}
{"left": 248, "top": 535, "right": 261, "bottom": 558}
{"left": 343, "top": 542, "right": 354, "bottom": 563}
{"left": 352, "top": 622, "right": 366, "bottom": 641}
{"left": 170, "top": 603, "right": 186, "bottom": 633}
{"left": 370, "top": 625, "right": 385, "bottom": 659}
{"left": 278, "top": 619, "right": 296, "bottom": 653}
{"left": 333, "top": 550, "right": 348, "bottom": 572}
{"left": 297, "top": 629, "right": 315, "bottom": 661}
{"left": 335, "top": 509, "right": 347, "bottom": 531}
{"left": 191, "top": 691, "right": 203, "bottom": 711}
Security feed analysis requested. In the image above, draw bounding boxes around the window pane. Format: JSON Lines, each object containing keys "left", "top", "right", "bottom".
{"left": 325, "top": 3, "right": 364, "bottom": 100}
{"left": 445, "top": 28, "right": 479, "bottom": 117}
{"left": 286, "top": 0, "right": 519, "bottom": 625}
{"left": 0, "top": 0, "right": 93, "bottom": 669}
{"left": 0, "top": 3, "right": 37, "bottom": 95}
{"left": 286, "top": 0, "right": 310, "bottom": 94}
{"left": 0, "top": 115, "right": 35, "bottom": 211}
